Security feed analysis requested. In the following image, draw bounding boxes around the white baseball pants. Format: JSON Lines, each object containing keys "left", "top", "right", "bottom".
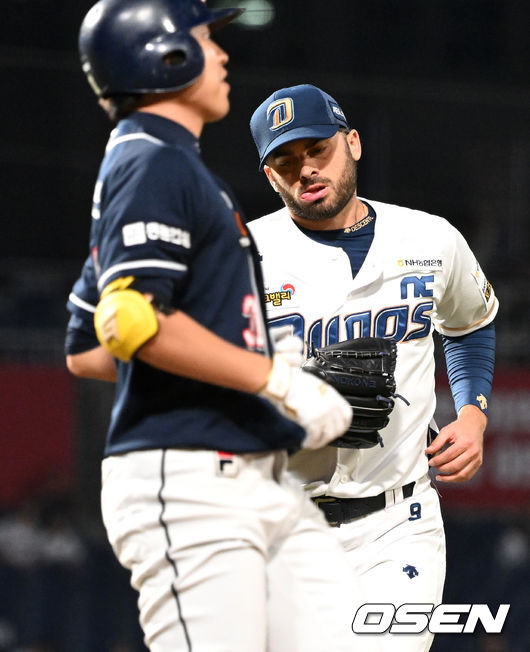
{"left": 101, "top": 449, "right": 361, "bottom": 652}
{"left": 332, "top": 474, "right": 446, "bottom": 652}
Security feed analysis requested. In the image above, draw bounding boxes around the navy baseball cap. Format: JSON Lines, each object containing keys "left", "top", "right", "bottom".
{"left": 250, "top": 84, "right": 349, "bottom": 169}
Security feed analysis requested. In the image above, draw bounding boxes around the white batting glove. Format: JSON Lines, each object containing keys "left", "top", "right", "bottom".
{"left": 259, "top": 353, "right": 352, "bottom": 449}
{"left": 269, "top": 325, "right": 304, "bottom": 367}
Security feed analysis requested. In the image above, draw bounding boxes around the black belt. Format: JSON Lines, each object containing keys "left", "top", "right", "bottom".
{"left": 312, "top": 481, "right": 416, "bottom": 526}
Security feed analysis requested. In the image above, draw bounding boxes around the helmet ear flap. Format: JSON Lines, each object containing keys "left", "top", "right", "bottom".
{"left": 163, "top": 51, "right": 188, "bottom": 68}
{"left": 154, "top": 32, "right": 205, "bottom": 91}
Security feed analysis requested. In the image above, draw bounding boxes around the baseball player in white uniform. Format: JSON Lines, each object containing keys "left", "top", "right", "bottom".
{"left": 248, "top": 84, "right": 498, "bottom": 651}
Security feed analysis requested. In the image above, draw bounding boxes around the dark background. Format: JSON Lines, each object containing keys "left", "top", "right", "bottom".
{"left": 0, "top": 1, "right": 529, "bottom": 650}
{"left": 1, "top": 0, "right": 529, "bottom": 363}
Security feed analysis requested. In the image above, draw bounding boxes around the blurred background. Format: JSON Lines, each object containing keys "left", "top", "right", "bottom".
{"left": 1, "top": 0, "right": 529, "bottom": 650}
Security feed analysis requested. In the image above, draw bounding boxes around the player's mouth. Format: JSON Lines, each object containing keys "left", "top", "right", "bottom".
{"left": 299, "top": 184, "right": 329, "bottom": 203}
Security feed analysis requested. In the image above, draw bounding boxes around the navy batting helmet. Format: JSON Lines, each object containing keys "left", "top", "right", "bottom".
{"left": 79, "top": 0, "right": 243, "bottom": 98}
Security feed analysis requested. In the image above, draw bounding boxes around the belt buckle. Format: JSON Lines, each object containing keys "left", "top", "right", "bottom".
{"left": 312, "top": 496, "right": 336, "bottom": 505}
{"left": 312, "top": 496, "right": 341, "bottom": 527}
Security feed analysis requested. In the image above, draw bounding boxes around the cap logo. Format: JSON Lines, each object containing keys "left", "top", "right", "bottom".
{"left": 267, "top": 98, "right": 294, "bottom": 131}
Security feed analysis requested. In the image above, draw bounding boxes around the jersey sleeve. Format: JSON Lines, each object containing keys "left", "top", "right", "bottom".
{"left": 94, "top": 146, "right": 204, "bottom": 303}
{"left": 442, "top": 323, "right": 495, "bottom": 415}
{"left": 432, "top": 225, "right": 499, "bottom": 336}
{"left": 65, "top": 256, "right": 100, "bottom": 355}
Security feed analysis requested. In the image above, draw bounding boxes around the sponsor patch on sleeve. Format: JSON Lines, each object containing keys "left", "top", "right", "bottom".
{"left": 122, "top": 222, "right": 191, "bottom": 249}
{"left": 471, "top": 262, "right": 493, "bottom": 305}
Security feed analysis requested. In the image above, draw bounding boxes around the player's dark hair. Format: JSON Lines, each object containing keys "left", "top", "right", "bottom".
{"left": 101, "top": 94, "right": 143, "bottom": 122}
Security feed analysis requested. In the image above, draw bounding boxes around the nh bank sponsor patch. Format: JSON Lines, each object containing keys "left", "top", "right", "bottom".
{"left": 398, "top": 258, "right": 442, "bottom": 267}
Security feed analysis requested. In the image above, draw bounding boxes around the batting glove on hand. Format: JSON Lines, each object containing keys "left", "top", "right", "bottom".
{"left": 270, "top": 325, "right": 304, "bottom": 367}
{"left": 259, "top": 353, "right": 352, "bottom": 449}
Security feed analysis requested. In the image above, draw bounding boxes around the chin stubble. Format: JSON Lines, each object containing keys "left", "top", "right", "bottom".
{"left": 278, "top": 147, "right": 358, "bottom": 223}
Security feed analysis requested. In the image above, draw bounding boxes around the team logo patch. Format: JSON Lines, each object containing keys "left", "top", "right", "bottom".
{"left": 476, "top": 394, "right": 488, "bottom": 410}
{"left": 215, "top": 452, "right": 239, "bottom": 477}
{"left": 265, "top": 283, "right": 295, "bottom": 306}
{"left": 403, "top": 564, "right": 419, "bottom": 579}
{"left": 267, "top": 98, "right": 294, "bottom": 131}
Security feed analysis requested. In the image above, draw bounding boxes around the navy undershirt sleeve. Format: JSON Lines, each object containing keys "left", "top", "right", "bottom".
{"left": 64, "top": 313, "right": 100, "bottom": 355}
{"left": 441, "top": 322, "right": 495, "bottom": 416}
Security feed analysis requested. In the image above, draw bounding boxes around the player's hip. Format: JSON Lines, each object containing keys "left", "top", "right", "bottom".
{"left": 312, "top": 473, "right": 440, "bottom": 529}
{"left": 329, "top": 475, "right": 444, "bottom": 549}
{"left": 100, "top": 448, "right": 306, "bottom": 552}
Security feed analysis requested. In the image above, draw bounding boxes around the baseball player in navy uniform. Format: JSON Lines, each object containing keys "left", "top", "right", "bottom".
{"left": 67, "top": 7, "right": 362, "bottom": 651}
{"left": 248, "top": 84, "right": 499, "bottom": 651}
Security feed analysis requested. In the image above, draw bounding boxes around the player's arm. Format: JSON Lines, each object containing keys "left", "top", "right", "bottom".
{"left": 93, "top": 275, "right": 270, "bottom": 390}
{"left": 65, "top": 293, "right": 264, "bottom": 386}
{"left": 65, "top": 256, "right": 118, "bottom": 382}
{"left": 140, "top": 310, "right": 352, "bottom": 446}
{"left": 426, "top": 322, "right": 495, "bottom": 482}
{"left": 138, "top": 309, "right": 271, "bottom": 392}
{"left": 93, "top": 278, "right": 352, "bottom": 448}
{"left": 66, "top": 346, "right": 117, "bottom": 382}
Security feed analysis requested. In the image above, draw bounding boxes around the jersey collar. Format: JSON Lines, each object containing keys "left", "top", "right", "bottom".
{"left": 117, "top": 112, "right": 201, "bottom": 153}
{"left": 276, "top": 202, "right": 384, "bottom": 290}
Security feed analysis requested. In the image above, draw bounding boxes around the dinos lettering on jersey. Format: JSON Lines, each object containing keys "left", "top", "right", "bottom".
{"left": 266, "top": 274, "right": 435, "bottom": 349}
{"left": 268, "top": 301, "right": 433, "bottom": 352}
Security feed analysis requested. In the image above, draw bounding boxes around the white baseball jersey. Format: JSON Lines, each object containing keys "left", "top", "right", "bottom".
{"left": 249, "top": 198, "right": 499, "bottom": 498}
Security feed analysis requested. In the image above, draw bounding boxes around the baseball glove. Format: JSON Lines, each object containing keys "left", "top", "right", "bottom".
{"left": 302, "top": 337, "right": 400, "bottom": 449}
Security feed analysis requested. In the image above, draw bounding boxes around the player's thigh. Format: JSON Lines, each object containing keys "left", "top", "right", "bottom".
{"left": 338, "top": 488, "right": 445, "bottom": 652}
{"left": 380, "top": 492, "right": 443, "bottom": 604}
{"left": 338, "top": 486, "right": 445, "bottom": 604}
{"left": 267, "top": 497, "right": 361, "bottom": 652}
{"left": 142, "top": 545, "right": 268, "bottom": 652}
{"left": 101, "top": 450, "right": 271, "bottom": 652}
{"left": 351, "top": 551, "right": 441, "bottom": 652}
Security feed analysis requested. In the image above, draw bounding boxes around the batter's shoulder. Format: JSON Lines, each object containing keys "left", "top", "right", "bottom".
{"left": 144, "top": 141, "right": 204, "bottom": 178}
{"left": 106, "top": 139, "right": 203, "bottom": 194}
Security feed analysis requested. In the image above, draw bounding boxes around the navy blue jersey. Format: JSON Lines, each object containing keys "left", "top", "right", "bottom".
{"left": 65, "top": 255, "right": 100, "bottom": 355}
{"left": 79, "top": 112, "right": 304, "bottom": 456}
